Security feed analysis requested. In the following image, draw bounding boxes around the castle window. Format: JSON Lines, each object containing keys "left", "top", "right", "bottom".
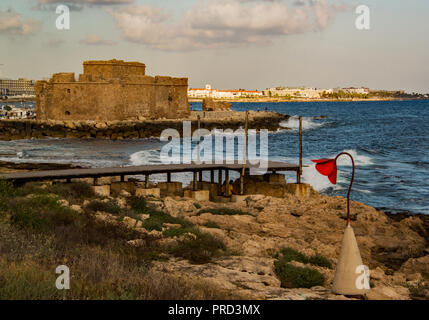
{"left": 168, "top": 95, "right": 173, "bottom": 102}
{"left": 65, "top": 110, "right": 70, "bottom": 116}
{"left": 67, "top": 89, "right": 71, "bottom": 93}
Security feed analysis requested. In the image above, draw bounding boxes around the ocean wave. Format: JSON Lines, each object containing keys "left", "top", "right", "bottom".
{"left": 279, "top": 116, "right": 328, "bottom": 131}
{"left": 334, "top": 149, "right": 374, "bottom": 166}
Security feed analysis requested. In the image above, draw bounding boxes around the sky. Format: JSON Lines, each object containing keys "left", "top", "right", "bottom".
{"left": 0, "top": 0, "right": 428, "bottom": 93}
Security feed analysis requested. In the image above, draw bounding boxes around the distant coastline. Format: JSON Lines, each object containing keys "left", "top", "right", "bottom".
{"left": 189, "top": 97, "right": 429, "bottom": 103}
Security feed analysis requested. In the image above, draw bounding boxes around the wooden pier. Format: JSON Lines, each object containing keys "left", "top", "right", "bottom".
{"left": 0, "top": 161, "right": 301, "bottom": 193}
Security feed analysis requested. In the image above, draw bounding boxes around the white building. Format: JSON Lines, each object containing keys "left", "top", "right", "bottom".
{"left": 334, "top": 87, "right": 370, "bottom": 95}
{"left": 263, "top": 87, "right": 333, "bottom": 99}
{"left": 188, "top": 84, "right": 263, "bottom": 99}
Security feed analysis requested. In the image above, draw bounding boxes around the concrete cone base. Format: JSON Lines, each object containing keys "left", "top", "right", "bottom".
{"left": 332, "top": 224, "right": 370, "bottom": 295}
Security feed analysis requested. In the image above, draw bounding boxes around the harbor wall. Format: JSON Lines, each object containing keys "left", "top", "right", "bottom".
{"left": 0, "top": 111, "right": 288, "bottom": 141}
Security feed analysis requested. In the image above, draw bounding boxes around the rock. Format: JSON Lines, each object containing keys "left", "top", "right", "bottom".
{"left": 70, "top": 204, "right": 83, "bottom": 213}
{"left": 122, "top": 216, "right": 137, "bottom": 228}
{"left": 135, "top": 188, "right": 160, "bottom": 198}
{"left": 120, "top": 190, "right": 131, "bottom": 197}
{"left": 58, "top": 199, "right": 69, "bottom": 207}
{"left": 370, "top": 267, "right": 385, "bottom": 281}
{"left": 127, "top": 239, "right": 145, "bottom": 247}
{"left": 138, "top": 214, "right": 150, "bottom": 221}
{"left": 366, "top": 286, "right": 410, "bottom": 300}
{"left": 406, "top": 273, "right": 423, "bottom": 282}
{"left": 202, "top": 98, "right": 231, "bottom": 111}
{"left": 399, "top": 255, "right": 429, "bottom": 277}
{"left": 391, "top": 272, "right": 406, "bottom": 284}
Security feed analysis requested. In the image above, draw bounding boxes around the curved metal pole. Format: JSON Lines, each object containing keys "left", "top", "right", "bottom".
{"left": 334, "top": 152, "right": 355, "bottom": 225}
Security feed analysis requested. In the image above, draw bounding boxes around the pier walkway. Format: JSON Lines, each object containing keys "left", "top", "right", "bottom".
{"left": 0, "top": 161, "right": 302, "bottom": 190}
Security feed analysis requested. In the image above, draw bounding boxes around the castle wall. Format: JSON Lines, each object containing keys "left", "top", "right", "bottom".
{"left": 36, "top": 60, "right": 189, "bottom": 121}
{"left": 83, "top": 60, "right": 146, "bottom": 79}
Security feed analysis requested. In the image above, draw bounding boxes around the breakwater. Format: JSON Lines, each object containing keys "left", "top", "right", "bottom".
{"left": 0, "top": 111, "right": 288, "bottom": 141}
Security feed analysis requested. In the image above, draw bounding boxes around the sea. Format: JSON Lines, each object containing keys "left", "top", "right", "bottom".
{"left": 0, "top": 100, "right": 428, "bottom": 215}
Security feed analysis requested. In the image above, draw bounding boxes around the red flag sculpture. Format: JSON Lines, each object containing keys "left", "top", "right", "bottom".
{"left": 312, "top": 152, "right": 355, "bottom": 224}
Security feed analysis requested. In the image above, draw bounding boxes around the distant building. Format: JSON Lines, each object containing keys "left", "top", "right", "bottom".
{"left": 188, "top": 84, "right": 263, "bottom": 99}
{"left": 0, "top": 105, "right": 35, "bottom": 119}
{"left": 333, "top": 87, "right": 370, "bottom": 95}
{"left": 263, "top": 87, "right": 333, "bottom": 99}
{"left": 0, "top": 78, "right": 36, "bottom": 96}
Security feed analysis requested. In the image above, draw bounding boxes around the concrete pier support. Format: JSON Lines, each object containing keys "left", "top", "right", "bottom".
{"left": 286, "top": 183, "right": 312, "bottom": 197}
{"left": 92, "top": 185, "right": 110, "bottom": 197}
{"left": 111, "top": 181, "right": 135, "bottom": 194}
{"left": 158, "top": 182, "right": 183, "bottom": 197}
{"left": 184, "top": 190, "right": 210, "bottom": 201}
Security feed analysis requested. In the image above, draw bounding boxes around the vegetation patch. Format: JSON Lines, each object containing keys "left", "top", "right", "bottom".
{"left": 85, "top": 199, "right": 122, "bottom": 215}
{"left": 274, "top": 261, "right": 325, "bottom": 289}
{"left": 0, "top": 184, "right": 240, "bottom": 299}
{"left": 273, "top": 247, "right": 329, "bottom": 289}
{"left": 8, "top": 194, "right": 79, "bottom": 232}
{"left": 162, "top": 226, "right": 199, "bottom": 238}
{"left": 274, "top": 247, "right": 332, "bottom": 269}
{"left": 46, "top": 182, "right": 97, "bottom": 204}
{"left": 203, "top": 221, "right": 220, "bottom": 229}
{"left": 197, "top": 207, "right": 252, "bottom": 216}
{"left": 171, "top": 231, "right": 227, "bottom": 264}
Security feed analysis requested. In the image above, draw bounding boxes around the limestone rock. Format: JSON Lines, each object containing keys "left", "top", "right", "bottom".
{"left": 202, "top": 98, "right": 231, "bottom": 111}
{"left": 366, "top": 286, "right": 410, "bottom": 300}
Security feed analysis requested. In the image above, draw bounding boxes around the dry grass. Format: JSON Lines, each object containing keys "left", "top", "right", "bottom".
{"left": 0, "top": 181, "right": 239, "bottom": 300}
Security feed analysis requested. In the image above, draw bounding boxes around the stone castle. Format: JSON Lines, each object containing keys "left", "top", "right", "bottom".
{"left": 35, "top": 59, "right": 189, "bottom": 121}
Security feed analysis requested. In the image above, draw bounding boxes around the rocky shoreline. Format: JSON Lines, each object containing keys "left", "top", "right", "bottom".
{"left": 0, "top": 111, "right": 287, "bottom": 141}
{"left": 0, "top": 161, "right": 427, "bottom": 300}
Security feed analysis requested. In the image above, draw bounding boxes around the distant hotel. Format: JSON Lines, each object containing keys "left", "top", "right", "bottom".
{"left": 188, "top": 84, "right": 263, "bottom": 99}
{"left": 263, "top": 86, "right": 370, "bottom": 98}
{"left": 0, "top": 78, "right": 36, "bottom": 96}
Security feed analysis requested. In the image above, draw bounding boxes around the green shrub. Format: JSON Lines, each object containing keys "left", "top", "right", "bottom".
{"left": 9, "top": 195, "right": 79, "bottom": 232}
{"left": 275, "top": 247, "right": 332, "bottom": 269}
{"left": 0, "top": 180, "right": 15, "bottom": 212}
{"left": 142, "top": 210, "right": 193, "bottom": 232}
{"left": 197, "top": 208, "right": 252, "bottom": 216}
{"left": 127, "top": 196, "right": 148, "bottom": 213}
{"left": 204, "top": 221, "right": 220, "bottom": 229}
{"left": 0, "top": 179, "right": 15, "bottom": 197}
{"left": 274, "top": 261, "right": 325, "bottom": 288}
{"left": 85, "top": 200, "right": 122, "bottom": 215}
{"left": 47, "top": 182, "right": 96, "bottom": 204}
{"left": 308, "top": 255, "right": 332, "bottom": 269}
{"left": 194, "top": 203, "right": 202, "bottom": 209}
{"left": 162, "top": 226, "right": 199, "bottom": 237}
{"left": 278, "top": 247, "right": 309, "bottom": 264}
{"left": 172, "top": 232, "right": 226, "bottom": 264}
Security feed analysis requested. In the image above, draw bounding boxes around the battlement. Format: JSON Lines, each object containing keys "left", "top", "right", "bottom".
{"left": 83, "top": 59, "right": 146, "bottom": 79}
{"left": 51, "top": 73, "right": 76, "bottom": 83}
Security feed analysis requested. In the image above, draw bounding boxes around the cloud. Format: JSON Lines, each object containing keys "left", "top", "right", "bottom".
{"left": 107, "top": 0, "right": 347, "bottom": 51}
{"left": 45, "top": 38, "right": 66, "bottom": 47}
{"left": 0, "top": 9, "right": 42, "bottom": 36}
{"left": 34, "top": 0, "right": 135, "bottom": 11}
{"left": 79, "top": 34, "right": 117, "bottom": 45}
